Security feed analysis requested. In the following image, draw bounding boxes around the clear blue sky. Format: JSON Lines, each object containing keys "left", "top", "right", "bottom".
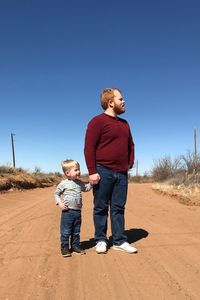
{"left": 0, "top": 0, "right": 200, "bottom": 175}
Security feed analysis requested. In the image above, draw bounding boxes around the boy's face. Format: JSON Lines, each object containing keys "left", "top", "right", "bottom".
{"left": 66, "top": 165, "right": 81, "bottom": 180}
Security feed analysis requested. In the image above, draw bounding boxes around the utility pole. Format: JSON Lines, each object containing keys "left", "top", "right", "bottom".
{"left": 11, "top": 133, "right": 16, "bottom": 168}
{"left": 136, "top": 160, "right": 139, "bottom": 176}
{"left": 194, "top": 128, "right": 197, "bottom": 168}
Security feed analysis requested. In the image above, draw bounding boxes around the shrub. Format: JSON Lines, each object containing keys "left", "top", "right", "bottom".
{"left": 179, "top": 150, "right": 200, "bottom": 174}
{"left": 0, "top": 166, "right": 26, "bottom": 175}
{"left": 152, "top": 156, "right": 175, "bottom": 181}
{"left": 151, "top": 151, "right": 200, "bottom": 184}
{"left": 0, "top": 166, "right": 63, "bottom": 191}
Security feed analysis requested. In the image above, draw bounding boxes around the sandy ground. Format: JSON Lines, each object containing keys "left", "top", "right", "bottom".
{"left": 0, "top": 183, "right": 200, "bottom": 300}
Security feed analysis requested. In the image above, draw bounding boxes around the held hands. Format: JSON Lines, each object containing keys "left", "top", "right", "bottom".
{"left": 89, "top": 173, "right": 100, "bottom": 185}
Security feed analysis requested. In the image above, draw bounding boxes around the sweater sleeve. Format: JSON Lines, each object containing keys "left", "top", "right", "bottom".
{"left": 84, "top": 117, "right": 102, "bottom": 175}
{"left": 128, "top": 127, "right": 135, "bottom": 169}
{"left": 79, "top": 181, "right": 93, "bottom": 192}
{"left": 54, "top": 181, "right": 64, "bottom": 205}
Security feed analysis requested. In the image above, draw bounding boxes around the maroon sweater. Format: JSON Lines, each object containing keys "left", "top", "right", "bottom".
{"left": 84, "top": 113, "right": 135, "bottom": 175}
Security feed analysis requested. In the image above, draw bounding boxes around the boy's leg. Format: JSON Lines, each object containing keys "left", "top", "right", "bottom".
{"left": 60, "top": 210, "right": 73, "bottom": 251}
{"left": 71, "top": 210, "right": 81, "bottom": 248}
{"left": 71, "top": 210, "right": 85, "bottom": 254}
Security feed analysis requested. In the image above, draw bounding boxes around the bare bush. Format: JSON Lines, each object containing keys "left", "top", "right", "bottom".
{"left": 152, "top": 156, "right": 176, "bottom": 181}
{"left": 152, "top": 151, "right": 200, "bottom": 184}
{"left": 178, "top": 150, "right": 200, "bottom": 174}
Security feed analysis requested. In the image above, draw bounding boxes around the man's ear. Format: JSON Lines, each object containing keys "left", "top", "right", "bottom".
{"left": 108, "top": 99, "right": 114, "bottom": 108}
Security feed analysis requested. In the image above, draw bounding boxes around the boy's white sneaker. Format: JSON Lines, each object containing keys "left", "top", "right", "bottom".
{"left": 113, "top": 242, "right": 137, "bottom": 254}
{"left": 95, "top": 241, "right": 107, "bottom": 254}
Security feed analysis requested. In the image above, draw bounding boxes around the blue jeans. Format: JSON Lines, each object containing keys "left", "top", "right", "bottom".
{"left": 93, "top": 165, "right": 128, "bottom": 245}
{"left": 60, "top": 209, "right": 81, "bottom": 249}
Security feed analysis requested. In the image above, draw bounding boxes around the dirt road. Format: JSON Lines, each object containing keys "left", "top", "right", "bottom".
{"left": 0, "top": 184, "right": 200, "bottom": 300}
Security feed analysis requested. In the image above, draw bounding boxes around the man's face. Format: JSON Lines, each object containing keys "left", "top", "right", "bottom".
{"left": 112, "top": 90, "right": 125, "bottom": 115}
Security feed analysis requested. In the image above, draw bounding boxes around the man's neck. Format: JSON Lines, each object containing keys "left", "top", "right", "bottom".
{"left": 104, "top": 108, "right": 117, "bottom": 118}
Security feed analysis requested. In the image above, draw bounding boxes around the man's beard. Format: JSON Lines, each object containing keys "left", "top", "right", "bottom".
{"left": 113, "top": 105, "right": 125, "bottom": 115}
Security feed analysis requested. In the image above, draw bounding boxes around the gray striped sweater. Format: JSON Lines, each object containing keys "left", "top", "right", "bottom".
{"left": 54, "top": 179, "right": 92, "bottom": 210}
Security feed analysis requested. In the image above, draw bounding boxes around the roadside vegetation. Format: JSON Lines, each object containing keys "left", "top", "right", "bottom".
{"left": 128, "top": 173, "right": 154, "bottom": 183}
{"left": 1, "top": 151, "right": 200, "bottom": 206}
{"left": 0, "top": 166, "right": 63, "bottom": 191}
{"left": 151, "top": 151, "right": 200, "bottom": 206}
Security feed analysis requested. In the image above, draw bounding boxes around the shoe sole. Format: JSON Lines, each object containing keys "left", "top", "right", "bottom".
{"left": 62, "top": 254, "right": 72, "bottom": 257}
{"left": 73, "top": 251, "right": 86, "bottom": 255}
{"left": 112, "top": 246, "right": 137, "bottom": 254}
{"left": 96, "top": 249, "right": 107, "bottom": 254}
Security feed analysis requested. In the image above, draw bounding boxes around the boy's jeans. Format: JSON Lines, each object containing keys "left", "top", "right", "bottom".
{"left": 60, "top": 209, "right": 81, "bottom": 249}
{"left": 93, "top": 165, "right": 128, "bottom": 246}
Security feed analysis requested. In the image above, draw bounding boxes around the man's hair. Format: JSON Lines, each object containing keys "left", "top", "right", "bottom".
{"left": 61, "top": 159, "right": 80, "bottom": 173}
{"left": 100, "top": 87, "right": 121, "bottom": 110}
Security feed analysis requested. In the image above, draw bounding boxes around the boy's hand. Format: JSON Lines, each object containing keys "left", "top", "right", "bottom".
{"left": 58, "top": 202, "right": 68, "bottom": 211}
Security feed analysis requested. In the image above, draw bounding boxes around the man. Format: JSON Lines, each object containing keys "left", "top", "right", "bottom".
{"left": 84, "top": 88, "right": 137, "bottom": 254}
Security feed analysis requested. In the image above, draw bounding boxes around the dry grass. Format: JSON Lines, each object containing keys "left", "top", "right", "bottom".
{"left": 0, "top": 166, "right": 62, "bottom": 192}
{"left": 152, "top": 183, "right": 200, "bottom": 206}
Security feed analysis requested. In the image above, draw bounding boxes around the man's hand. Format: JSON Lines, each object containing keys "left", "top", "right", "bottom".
{"left": 89, "top": 173, "right": 100, "bottom": 185}
{"left": 58, "top": 202, "right": 68, "bottom": 211}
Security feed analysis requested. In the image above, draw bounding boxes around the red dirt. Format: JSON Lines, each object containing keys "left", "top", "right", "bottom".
{"left": 0, "top": 183, "right": 200, "bottom": 299}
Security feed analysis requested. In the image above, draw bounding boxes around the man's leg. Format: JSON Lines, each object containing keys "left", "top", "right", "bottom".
{"left": 110, "top": 171, "right": 128, "bottom": 245}
{"left": 93, "top": 165, "right": 114, "bottom": 244}
{"left": 110, "top": 172, "right": 138, "bottom": 253}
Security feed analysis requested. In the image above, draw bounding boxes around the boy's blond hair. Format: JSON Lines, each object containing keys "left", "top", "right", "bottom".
{"left": 61, "top": 159, "right": 80, "bottom": 174}
{"left": 100, "top": 87, "right": 121, "bottom": 110}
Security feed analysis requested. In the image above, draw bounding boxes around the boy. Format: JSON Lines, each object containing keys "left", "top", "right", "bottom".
{"left": 54, "top": 159, "right": 92, "bottom": 257}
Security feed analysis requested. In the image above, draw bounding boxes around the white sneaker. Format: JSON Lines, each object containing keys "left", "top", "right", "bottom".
{"left": 95, "top": 241, "right": 107, "bottom": 254}
{"left": 113, "top": 242, "right": 137, "bottom": 254}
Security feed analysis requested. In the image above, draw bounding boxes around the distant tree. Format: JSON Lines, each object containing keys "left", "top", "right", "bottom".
{"left": 152, "top": 156, "right": 175, "bottom": 181}
{"left": 179, "top": 150, "right": 200, "bottom": 174}
{"left": 34, "top": 166, "right": 41, "bottom": 174}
